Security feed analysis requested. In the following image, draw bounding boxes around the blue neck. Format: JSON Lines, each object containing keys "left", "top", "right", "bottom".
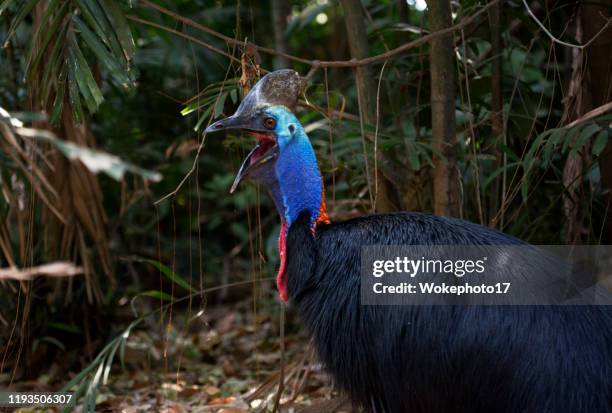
{"left": 274, "top": 130, "right": 323, "bottom": 227}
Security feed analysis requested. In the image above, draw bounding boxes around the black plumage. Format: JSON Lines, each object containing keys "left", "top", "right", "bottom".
{"left": 286, "top": 211, "right": 612, "bottom": 413}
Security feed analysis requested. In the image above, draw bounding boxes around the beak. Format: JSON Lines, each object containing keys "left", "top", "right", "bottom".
{"left": 204, "top": 114, "right": 253, "bottom": 134}
{"left": 205, "top": 114, "right": 278, "bottom": 193}
{"left": 229, "top": 135, "right": 278, "bottom": 193}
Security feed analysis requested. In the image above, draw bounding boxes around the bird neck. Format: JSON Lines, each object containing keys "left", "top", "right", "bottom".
{"left": 275, "top": 133, "right": 330, "bottom": 229}
{"left": 273, "top": 130, "right": 330, "bottom": 302}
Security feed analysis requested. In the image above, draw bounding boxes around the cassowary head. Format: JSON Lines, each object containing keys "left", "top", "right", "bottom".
{"left": 206, "top": 105, "right": 328, "bottom": 227}
{"left": 206, "top": 104, "right": 329, "bottom": 301}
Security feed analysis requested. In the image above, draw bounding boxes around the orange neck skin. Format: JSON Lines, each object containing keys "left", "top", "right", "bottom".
{"left": 277, "top": 184, "right": 330, "bottom": 302}
{"left": 314, "top": 187, "right": 331, "bottom": 228}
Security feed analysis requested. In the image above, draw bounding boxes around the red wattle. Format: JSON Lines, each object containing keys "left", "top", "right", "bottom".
{"left": 277, "top": 222, "right": 289, "bottom": 302}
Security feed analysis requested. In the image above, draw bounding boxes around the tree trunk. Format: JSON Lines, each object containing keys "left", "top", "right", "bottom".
{"left": 271, "top": 0, "right": 290, "bottom": 69}
{"left": 340, "top": 0, "right": 400, "bottom": 213}
{"left": 561, "top": 13, "right": 591, "bottom": 244}
{"left": 488, "top": 0, "right": 503, "bottom": 226}
{"left": 428, "top": 0, "right": 460, "bottom": 217}
{"left": 584, "top": 4, "right": 612, "bottom": 242}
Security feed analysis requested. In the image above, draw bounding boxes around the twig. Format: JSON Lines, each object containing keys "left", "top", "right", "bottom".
{"left": 139, "top": 0, "right": 313, "bottom": 65}
{"left": 139, "top": 0, "right": 502, "bottom": 68}
{"left": 154, "top": 65, "right": 235, "bottom": 204}
{"left": 566, "top": 101, "right": 612, "bottom": 128}
{"left": 126, "top": 15, "right": 241, "bottom": 65}
{"left": 373, "top": 60, "right": 388, "bottom": 214}
{"left": 522, "top": 0, "right": 612, "bottom": 49}
{"left": 0, "top": 262, "right": 83, "bottom": 281}
{"left": 139, "top": 0, "right": 503, "bottom": 205}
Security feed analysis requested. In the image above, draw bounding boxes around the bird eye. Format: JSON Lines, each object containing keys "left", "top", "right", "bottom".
{"left": 263, "top": 117, "right": 276, "bottom": 129}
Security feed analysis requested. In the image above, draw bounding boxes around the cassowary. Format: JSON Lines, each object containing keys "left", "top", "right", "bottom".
{"left": 206, "top": 76, "right": 612, "bottom": 412}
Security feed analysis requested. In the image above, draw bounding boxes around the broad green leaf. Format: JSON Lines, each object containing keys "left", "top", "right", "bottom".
{"left": 570, "top": 123, "right": 601, "bottom": 158}
{"left": 561, "top": 124, "right": 582, "bottom": 153}
{"left": 142, "top": 259, "right": 195, "bottom": 292}
{"left": 542, "top": 127, "right": 566, "bottom": 165}
{"left": 592, "top": 130, "right": 609, "bottom": 156}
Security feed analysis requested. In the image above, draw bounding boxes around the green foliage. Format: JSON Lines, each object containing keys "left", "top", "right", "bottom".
{"left": 0, "top": 0, "right": 137, "bottom": 123}
{"left": 60, "top": 321, "right": 135, "bottom": 413}
{"left": 181, "top": 78, "right": 239, "bottom": 131}
{"left": 139, "top": 257, "right": 195, "bottom": 292}
{"left": 521, "top": 119, "right": 611, "bottom": 204}
{"left": 2, "top": 0, "right": 612, "bottom": 407}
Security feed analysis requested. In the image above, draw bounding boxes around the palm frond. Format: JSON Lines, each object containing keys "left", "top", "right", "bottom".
{"left": 1, "top": 0, "right": 137, "bottom": 123}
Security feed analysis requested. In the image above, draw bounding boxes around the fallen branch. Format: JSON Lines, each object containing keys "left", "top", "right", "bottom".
{"left": 0, "top": 262, "right": 83, "bottom": 281}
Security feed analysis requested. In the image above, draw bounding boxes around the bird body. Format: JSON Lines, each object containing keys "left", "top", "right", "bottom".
{"left": 206, "top": 97, "right": 612, "bottom": 413}
{"left": 287, "top": 211, "right": 612, "bottom": 412}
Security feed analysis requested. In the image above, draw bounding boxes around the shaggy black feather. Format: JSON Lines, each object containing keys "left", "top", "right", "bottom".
{"left": 285, "top": 211, "right": 612, "bottom": 413}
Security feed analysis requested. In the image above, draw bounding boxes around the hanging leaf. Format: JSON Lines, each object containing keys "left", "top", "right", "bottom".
{"left": 483, "top": 161, "right": 520, "bottom": 191}
{"left": 70, "top": 39, "right": 105, "bottom": 112}
{"left": 542, "top": 127, "right": 565, "bottom": 166}
{"left": 13, "top": 125, "right": 162, "bottom": 182}
{"left": 523, "top": 128, "right": 555, "bottom": 170}
{"left": 140, "top": 259, "right": 195, "bottom": 292}
{"left": 592, "top": 130, "right": 609, "bottom": 156}
{"left": 561, "top": 124, "right": 582, "bottom": 153}
{"left": 101, "top": 0, "right": 136, "bottom": 60}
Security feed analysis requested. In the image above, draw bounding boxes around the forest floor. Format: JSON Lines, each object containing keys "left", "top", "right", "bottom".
{"left": 6, "top": 296, "right": 350, "bottom": 413}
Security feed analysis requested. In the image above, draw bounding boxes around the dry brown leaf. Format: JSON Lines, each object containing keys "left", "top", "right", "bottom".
{"left": 160, "top": 405, "right": 184, "bottom": 413}
{"left": 204, "top": 385, "right": 221, "bottom": 396}
{"left": 208, "top": 396, "right": 234, "bottom": 405}
{"left": 0, "top": 261, "right": 83, "bottom": 281}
